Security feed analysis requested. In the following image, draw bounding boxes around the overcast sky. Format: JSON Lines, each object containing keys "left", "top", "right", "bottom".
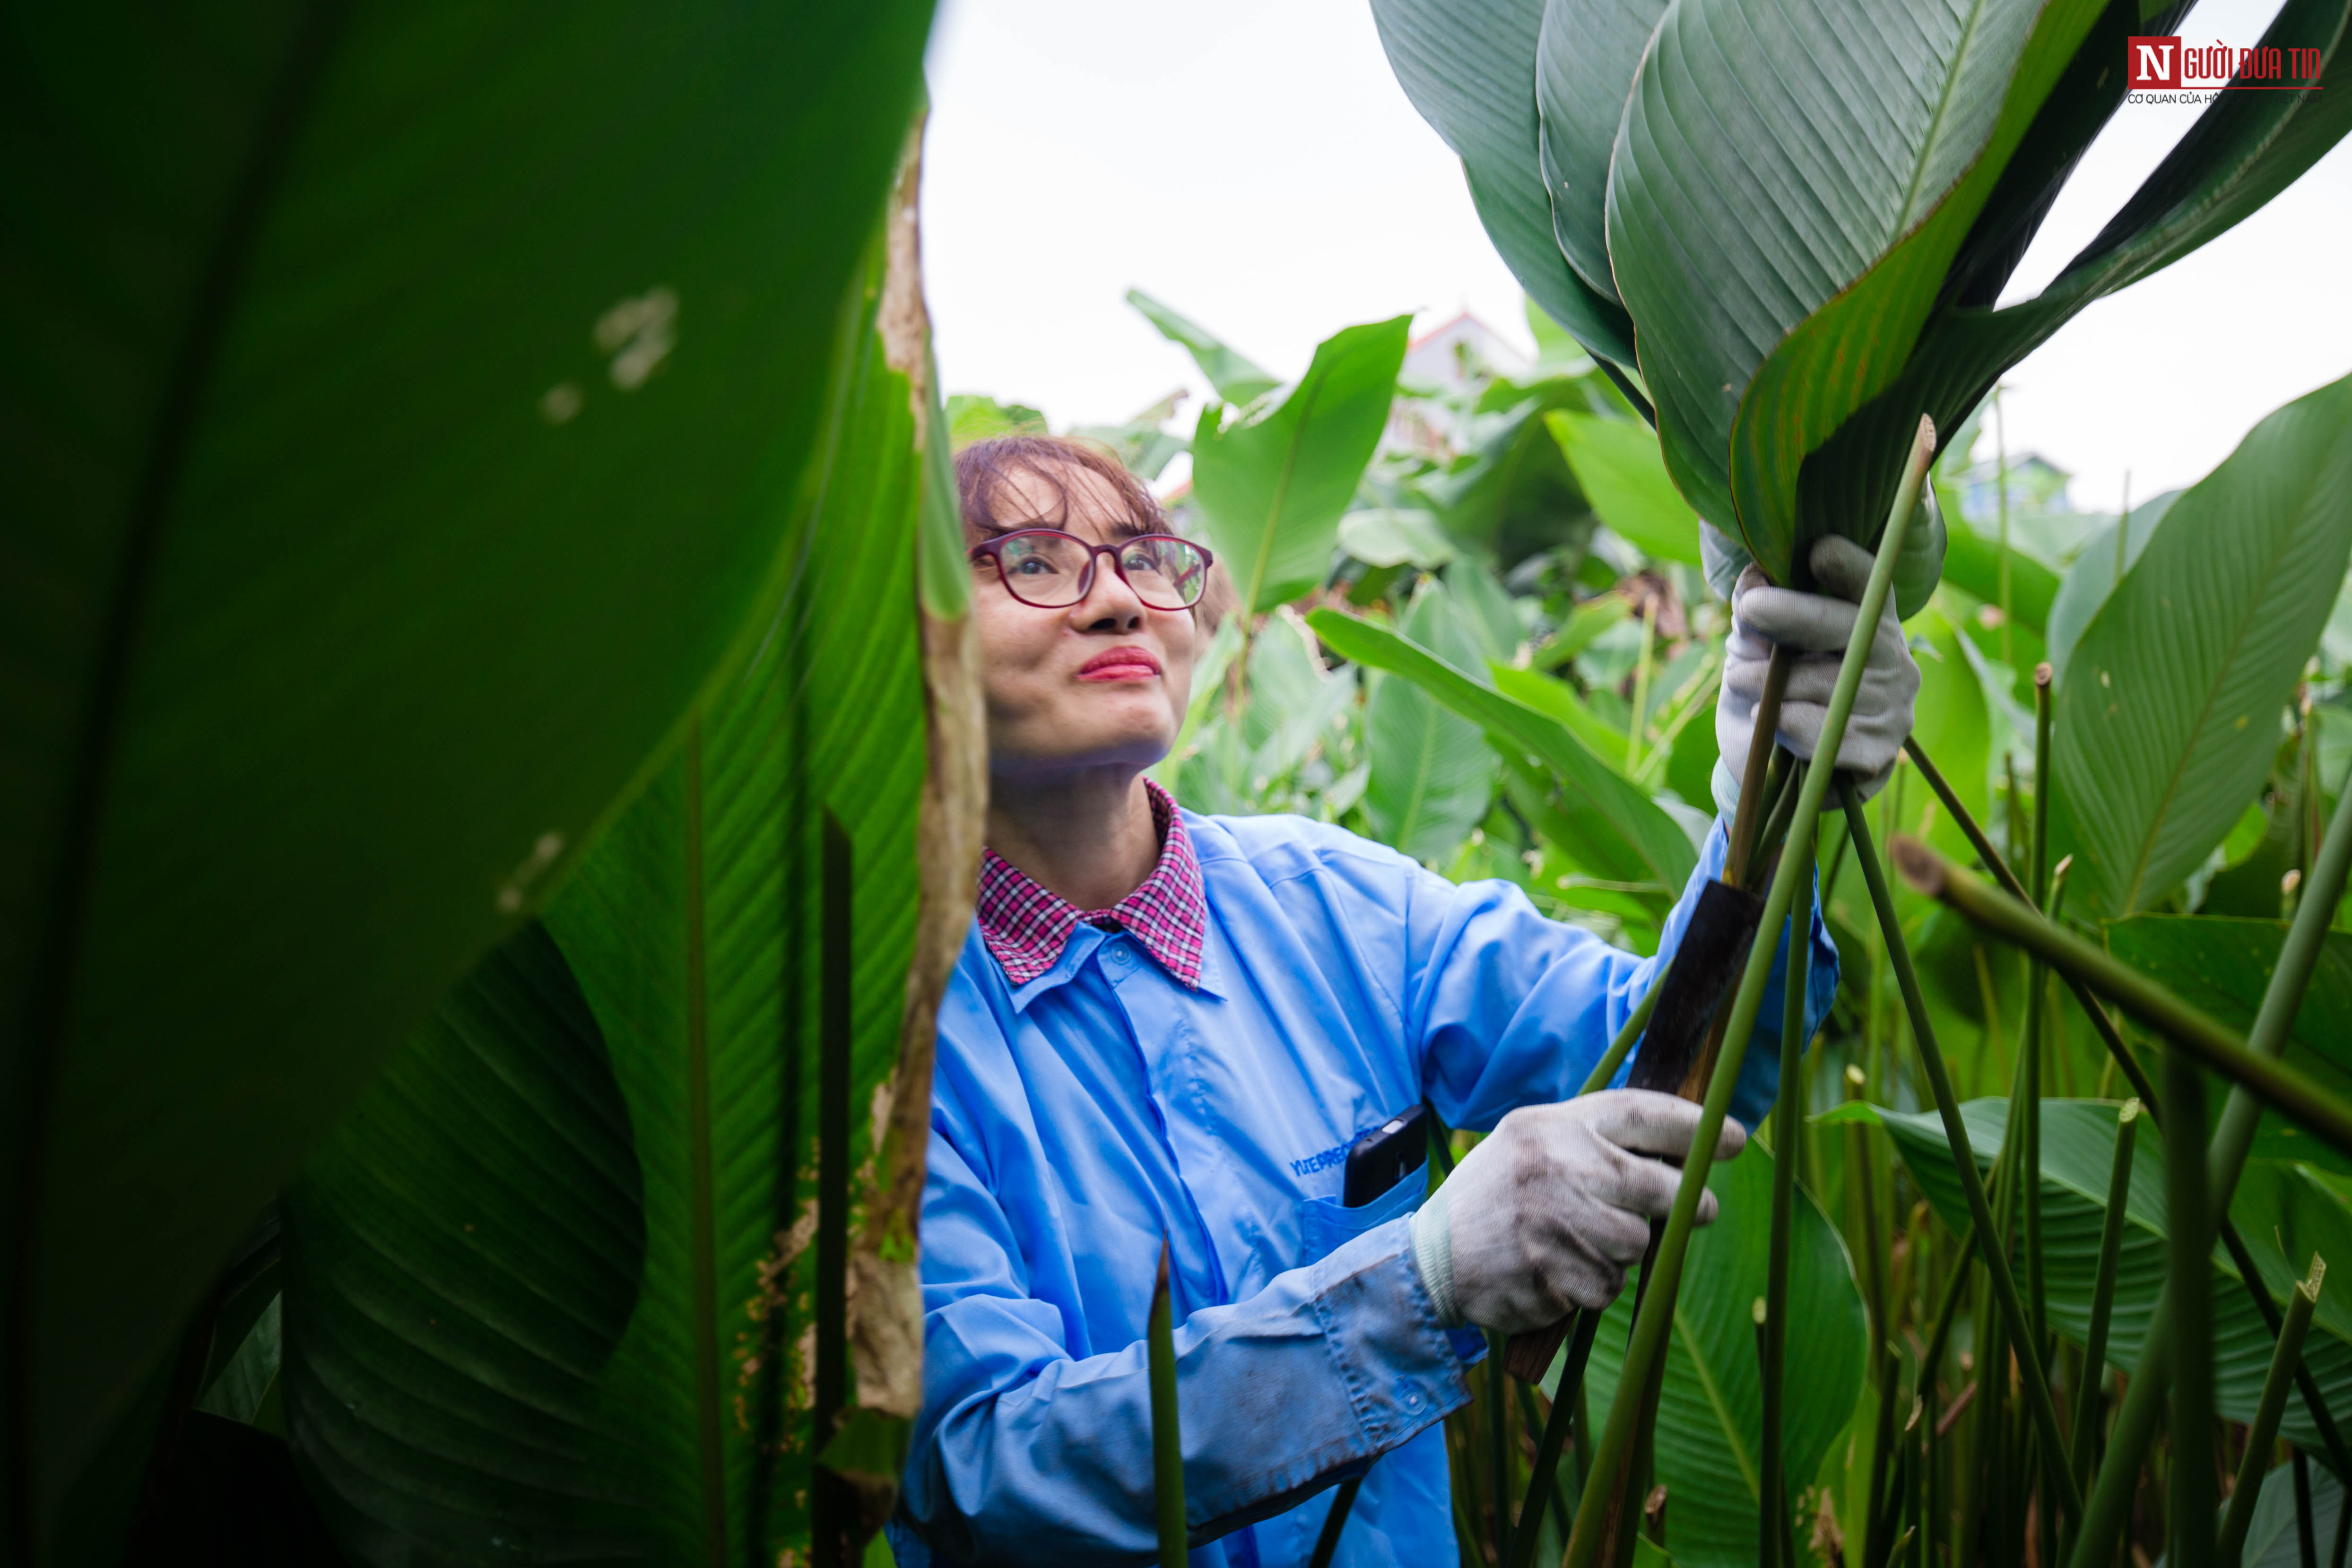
{"left": 921, "top": 0, "right": 2350, "bottom": 514}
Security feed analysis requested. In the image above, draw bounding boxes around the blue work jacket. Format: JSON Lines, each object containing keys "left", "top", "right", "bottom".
{"left": 893, "top": 809, "right": 1835, "bottom": 1567}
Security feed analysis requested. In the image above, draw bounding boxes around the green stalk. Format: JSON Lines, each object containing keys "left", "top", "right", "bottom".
{"left": 2066, "top": 762, "right": 2352, "bottom": 1568}
{"left": 1762, "top": 843, "right": 1813, "bottom": 1568}
{"left": 1840, "top": 789, "right": 2084, "bottom": 1522}
{"left": 1629, "top": 596, "right": 1657, "bottom": 772}
{"left": 1892, "top": 845, "right": 2352, "bottom": 1161}
{"left": 1563, "top": 414, "right": 1940, "bottom": 1568}
{"left": 1505, "top": 1312, "right": 1601, "bottom": 1568}
{"left": 1904, "top": 736, "right": 2165, "bottom": 1114}
{"left": 1515, "top": 1382, "right": 1572, "bottom": 1563}
{"left": 1585, "top": 977, "right": 1666, "bottom": 1097}
{"left": 2218, "top": 1258, "right": 2325, "bottom": 1565}
{"left": 2215, "top": 1220, "right": 2352, "bottom": 1505}
{"left": 1489, "top": 1336, "right": 1511, "bottom": 1565}
{"left": 2027, "top": 666, "right": 2054, "bottom": 1361}
{"left": 1749, "top": 752, "right": 1806, "bottom": 892}
{"left": 2069, "top": 1099, "right": 2140, "bottom": 1499}
{"left": 1149, "top": 1242, "right": 1186, "bottom": 1568}
{"left": 2167, "top": 1047, "right": 2217, "bottom": 1568}
{"left": 2293, "top": 1451, "right": 2317, "bottom": 1568}
{"left": 1308, "top": 1477, "right": 1361, "bottom": 1568}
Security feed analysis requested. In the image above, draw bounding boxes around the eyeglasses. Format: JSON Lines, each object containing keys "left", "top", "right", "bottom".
{"left": 969, "top": 528, "right": 1215, "bottom": 612}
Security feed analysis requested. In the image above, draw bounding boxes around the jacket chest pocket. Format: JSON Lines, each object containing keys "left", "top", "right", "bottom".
{"left": 1294, "top": 1170, "right": 1427, "bottom": 1268}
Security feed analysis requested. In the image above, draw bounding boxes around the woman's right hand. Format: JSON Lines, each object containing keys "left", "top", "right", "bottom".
{"left": 1406, "top": 1091, "right": 1744, "bottom": 1333}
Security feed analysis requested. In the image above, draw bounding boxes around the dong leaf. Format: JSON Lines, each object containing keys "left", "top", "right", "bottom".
{"left": 1609, "top": 0, "right": 2105, "bottom": 567}
{"left": 2053, "top": 375, "right": 2352, "bottom": 917}
{"left": 1545, "top": 411, "right": 1703, "bottom": 565}
{"left": 1126, "top": 290, "right": 1279, "bottom": 405}
{"left": 1579, "top": 1147, "right": 1866, "bottom": 1568}
{"left": 2044, "top": 492, "right": 2177, "bottom": 683}
{"left": 283, "top": 922, "right": 648, "bottom": 1561}
{"left": 1858, "top": 1099, "right": 2352, "bottom": 1453}
{"left": 2104, "top": 916, "right": 2352, "bottom": 1173}
{"left": 1534, "top": 0, "right": 1671, "bottom": 305}
{"left": 1369, "top": 0, "right": 1637, "bottom": 370}
{"left": 286, "top": 215, "right": 953, "bottom": 1563}
{"left": 1362, "top": 583, "right": 1496, "bottom": 864}
{"left": 1191, "top": 317, "right": 1410, "bottom": 614}
{"left": 1795, "top": 0, "right": 2352, "bottom": 556}
{"left": 1309, "top": 606, "right": 1697, "bottom": 891}
{"left": 0, "top": 1, "right": 935, "bottom": 1543}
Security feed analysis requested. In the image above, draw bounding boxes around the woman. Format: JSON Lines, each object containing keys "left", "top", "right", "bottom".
{"left": 891, "top": 434, "right": 1913, "bottom": 1566}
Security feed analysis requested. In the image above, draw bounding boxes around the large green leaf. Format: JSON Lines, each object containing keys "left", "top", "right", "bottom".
{"left": 285, "top": 221, "right": 944, "bottom": 1562}
{"left": 1125, "top": 290, "right": 1279, "bottom": 405}
{"left": 1, "top": 1, "right": 936, "bottom": 1542}
{"left": 1534, "top": 0, "right": 1670, "bottom": 306}
{"left": 2043, "top": 492, "right": 2177, "bottom": 683}
{"left": 1369, "top": 0, "right": 1638, "bottom": 370}
{"left": 1608, "top": 0, "right": 2103, "bottom": 566}
{"left": 1939, "top": 526, "right": 2060, "bottom": 637}
{"left": 1309, "top": 606, "right": 1700, "bottom": 891}
{"left": 1578, "top": 1147, "right": 1866, "bottom": 1568}
{"left": 1857, "top": 1098, "right": 2352, "bottom": 1453}
{"left": 2053, "top": 375, "right": 2352, "bottom": 916}
{"left": 282, "top": 922, "right": 646, "bottom": 1561}
{"left": 1795, "top": 0, "right": 2352, "bottom": 558}
{"left": 1362, "top": 584, "right": 1496, "bottom": 864}
{"left": 1545, "top": 411, "right": 1702, "bottom": 565}
{"left": 1425, "top": 381, "right": 1604, "bottom": 566}
{"left": 2105, "top": 916, "right": 2352, "bottom": 1173}
{"left": 1189, "top": 317, "right": 1410, "bottom": 614}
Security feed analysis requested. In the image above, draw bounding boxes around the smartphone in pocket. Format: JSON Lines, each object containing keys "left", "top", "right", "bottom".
{"left": 1343, "top": 1104, "right": 1430, "bottom": 1208}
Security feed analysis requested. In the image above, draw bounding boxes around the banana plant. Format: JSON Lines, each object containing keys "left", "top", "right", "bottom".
{"left": 1373, "top": 0, "right": 2352, "bottom": 585}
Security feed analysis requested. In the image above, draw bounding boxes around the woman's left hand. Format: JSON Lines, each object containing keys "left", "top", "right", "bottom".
{"left": 1714, "top": 533, "right": 1921, "bottom": 807}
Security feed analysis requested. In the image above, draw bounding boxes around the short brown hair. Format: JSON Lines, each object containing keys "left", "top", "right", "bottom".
{"left": 954, "top": 433, "right": 1233, "bottom": 627}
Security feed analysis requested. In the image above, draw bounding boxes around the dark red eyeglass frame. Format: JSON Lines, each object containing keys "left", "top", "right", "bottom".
{"left": 968, "top": 528, "right": 1216, "bottom": 611}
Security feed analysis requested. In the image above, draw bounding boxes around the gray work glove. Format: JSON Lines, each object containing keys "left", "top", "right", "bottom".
{"left": 1699, "top": 490, "right": 1945, "bottom": 621}
{"left": 1713, "top": 534, "right": 1921, "bottom": 814}
{"left": 1407, "top": 1092, "right": 1745, "bottom": 1333}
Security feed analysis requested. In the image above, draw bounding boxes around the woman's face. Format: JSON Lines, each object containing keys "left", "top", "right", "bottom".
{"left": 973, "top": 462, "right": 1198, "bottom": 782}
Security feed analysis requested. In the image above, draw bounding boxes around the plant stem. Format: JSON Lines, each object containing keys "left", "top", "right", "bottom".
{"left": 2167, "top": 1048, "right": 2217, "bottom": 1568}
{"left": 1904, "top": 736, "right": 2165, "bottom": 1114}
{"left": 1840, "top": 788, "right": 2083, "bottom": 1523}
{"left": 1762, "top": 841, "right": 1813, "bottom": 1568}
{"left": 2218, "top": 1257, "right": 2325, "bottom": 1565}
{"left": 2070, "top": 1099, "right": 2140, "bottom": 1500}
{"left": 1629, "top": 595, "right": 1658, "bottom": 773}
{"left": 2065, "top": 764, "right": 2352, "bottom": 1568}
{"left": 2027, "top": 667, "right": 2053, "bottom": 1359}
{"left": 2215, "top": 1220, "right": 2352, "bottom": 1496}
{"left": 1150, "top": 1241, "right": 1186, "bottom": 1568}
{"left": 1562, "top": 414, "right": 1938, "bottom": 1568}
{"left": 1996, "top": 385, "right": 2012, "bottom": 668}
{"left": 1308, "top": 1477, "right": 1361, "bottom": 1568}
{"left": 1727, "top": 648, "right": 1795, "bottom": 885}
{"left": 1487, "top": 1334, "right": 1511, "bottom": 1565}
{"left": 1892, "top": 844, "right": 2352, "bottom": 1161}
{"left": 1505, "top": 1311, "right": 1600, "bottom": 1568}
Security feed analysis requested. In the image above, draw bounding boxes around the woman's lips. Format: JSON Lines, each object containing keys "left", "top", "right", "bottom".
{"left": 1076, "top": 647, "right": 1163, "bottom": 682}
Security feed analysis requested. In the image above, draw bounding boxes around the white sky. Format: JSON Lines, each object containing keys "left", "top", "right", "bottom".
{"left": 922, "top": 0, "right": 2352, "bottom": 513}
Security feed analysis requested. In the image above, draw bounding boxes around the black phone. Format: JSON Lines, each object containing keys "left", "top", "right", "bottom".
{"left": 1343, "top": 1104, "right": 1430, "bottom": 1207}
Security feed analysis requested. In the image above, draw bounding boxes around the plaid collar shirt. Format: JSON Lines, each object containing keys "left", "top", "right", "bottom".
{"left": 974, "top": 780, "right": 1207, "bottom": 989}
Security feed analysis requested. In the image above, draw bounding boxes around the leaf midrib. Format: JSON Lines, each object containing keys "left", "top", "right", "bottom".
{"left": 1892, "top": 0, "right": 1997, "bottom": 235}
{"left": 683, "top": 720, "right": 726, "bottom": 1561}
{"left": 1673, "top": 1310, "right": 1759, "bottom": 1500}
